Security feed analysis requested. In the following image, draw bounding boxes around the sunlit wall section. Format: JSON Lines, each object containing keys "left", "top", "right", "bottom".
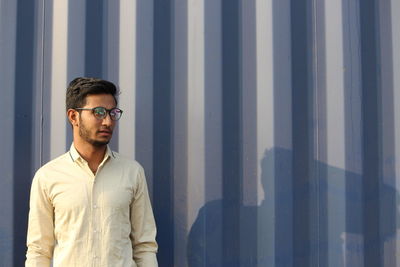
{"left": 255, "top": 0, "right": 275, "bottom": 264}
{"left": 190, "top": 0, "right": 224, "bottom": 266}
{"left": 182, "top": 1, "right": 206, "bottom": 267}
{"left": 318, "top": 0, "right": 347, "bottom": 266}
{"left": 50, "top": 0, "right": 68, "bottom": 158}
{"left": 379, "top": 0, "right": 398, "bottom": 266}
{"left": 391, "top": 0, "right": 400, "bottom": 264}
{"left": 118, "top": 0, "right": 136, "bottom": 159}
{"left": 0, "top": 1, "right": 17, "bottom": 266}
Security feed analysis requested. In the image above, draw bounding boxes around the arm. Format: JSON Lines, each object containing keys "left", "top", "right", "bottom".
{"left": 25, "top": 170, "right": 54, "bottom": 267}
{"left": 130, "top": 166, "right": 158, "bottom": 267}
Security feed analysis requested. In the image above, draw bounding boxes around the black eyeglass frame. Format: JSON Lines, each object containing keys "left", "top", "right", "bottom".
{"left": 74, "top": 106, "right": 123, "bottom": 121}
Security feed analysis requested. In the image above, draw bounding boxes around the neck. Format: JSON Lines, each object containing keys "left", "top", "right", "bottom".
{"left": 73, "top": 140, "right": 107, "bottom": 173}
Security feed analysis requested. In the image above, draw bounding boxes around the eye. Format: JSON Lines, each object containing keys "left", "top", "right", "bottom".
{"left": 110, "top": 108, "right": 122, "bottom": 120}
{"left": 93, "top": 107, "right": 106, "bottom": 117}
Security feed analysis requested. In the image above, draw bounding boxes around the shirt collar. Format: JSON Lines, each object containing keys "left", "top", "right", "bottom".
{"left": 68, "top": 143, "right": 115, "bottom": 163}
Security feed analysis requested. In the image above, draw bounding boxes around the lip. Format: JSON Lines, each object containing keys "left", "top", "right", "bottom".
{"left": 98, "top": 130, "right": 112, "bottom": 136}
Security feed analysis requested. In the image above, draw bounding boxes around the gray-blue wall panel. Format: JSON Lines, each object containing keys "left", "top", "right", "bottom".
{"left": 1, "top": 0, "right": 399, "bottom": 266}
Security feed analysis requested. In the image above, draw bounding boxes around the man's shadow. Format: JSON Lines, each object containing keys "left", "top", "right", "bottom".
{"left": 187, "top": 147, "right": 399, "bottom": 267}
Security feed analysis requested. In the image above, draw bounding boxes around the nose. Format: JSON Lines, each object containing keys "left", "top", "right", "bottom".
{"left": 101, "top": 112, "right": 114, "bottom": 126}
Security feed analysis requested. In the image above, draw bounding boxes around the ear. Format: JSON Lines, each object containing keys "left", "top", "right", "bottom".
{"left": 67, "top": 109, "right": 79, "bottom": 127}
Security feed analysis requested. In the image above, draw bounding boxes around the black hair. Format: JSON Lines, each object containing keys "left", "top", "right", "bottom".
{"left": 66, "top": 77, "right": 119, "bottom": 111}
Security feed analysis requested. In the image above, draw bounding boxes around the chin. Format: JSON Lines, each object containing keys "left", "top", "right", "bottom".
{"left": 90, "top": 139, "right": 110, "bottom": 147}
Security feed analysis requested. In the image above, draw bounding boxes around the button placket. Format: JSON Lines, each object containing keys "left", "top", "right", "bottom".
{"left": 91, "top": 173, "right": 101, "bottom": 265}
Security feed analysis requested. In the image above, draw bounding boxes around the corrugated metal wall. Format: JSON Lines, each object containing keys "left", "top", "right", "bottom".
{"left": 1, "top": 0, "right": 399, "bottom": 266}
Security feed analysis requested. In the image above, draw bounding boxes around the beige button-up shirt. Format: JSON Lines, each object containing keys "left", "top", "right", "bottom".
{"left": 26, "top": 145, "right": 158, "bottom": 267}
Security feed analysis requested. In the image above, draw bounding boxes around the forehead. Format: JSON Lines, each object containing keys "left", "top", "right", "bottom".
{"left": 84, "top": 94, "right": 116, "bottom": 108}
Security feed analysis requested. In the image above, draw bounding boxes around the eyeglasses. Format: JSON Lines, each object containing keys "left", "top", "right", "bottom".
{"left": 74, "top": 107, "right": 123, "bottom": 121}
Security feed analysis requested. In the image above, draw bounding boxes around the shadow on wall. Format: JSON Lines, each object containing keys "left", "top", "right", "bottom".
{"left": 187, "top": 147, "right": 399, "bottom": 267}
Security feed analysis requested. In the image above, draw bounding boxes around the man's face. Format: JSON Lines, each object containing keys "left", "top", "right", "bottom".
{"left": 77, "top": 94, "right": 117, "bottom": 147}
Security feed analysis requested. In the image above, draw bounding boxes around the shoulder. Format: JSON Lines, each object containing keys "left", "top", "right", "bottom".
{"left": 33, "top": 152, "right": 71, "bottom": 179}
{"left": 109, "top": 152, "right": 148, "bottom": 191}
{"left": 108, "top": 151, "right": 145, "bottom": 182}
{"left": 110, "top": 152, "right": 145, "bottom": 174}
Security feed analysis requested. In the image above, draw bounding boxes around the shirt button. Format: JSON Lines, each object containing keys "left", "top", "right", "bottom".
{"left": 93, "top": 205, "right": 97, "bottom": 209}
{"left": 94, "top": 229, "right": 97, "bottom": 233}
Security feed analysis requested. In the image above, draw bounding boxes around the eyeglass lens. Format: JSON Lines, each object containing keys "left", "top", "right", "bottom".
{"left": 93, "top": 107, "right": 122, "bottom": 120}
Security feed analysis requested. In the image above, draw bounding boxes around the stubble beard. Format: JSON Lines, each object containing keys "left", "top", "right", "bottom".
{"left": 79, "top": 118, "right": 110, "bottom": 147}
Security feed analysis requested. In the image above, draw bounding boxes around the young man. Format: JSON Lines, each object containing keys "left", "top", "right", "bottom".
{"left": 26, "top": 77, "right": 158, "bottom": 266}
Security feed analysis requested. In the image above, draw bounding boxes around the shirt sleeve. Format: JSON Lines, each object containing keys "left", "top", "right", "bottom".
{"left": 25, "top": 170, "right": 54, "bottom": 267}
{"left": 130, "top": 165, "right": 158, "bottom": 267}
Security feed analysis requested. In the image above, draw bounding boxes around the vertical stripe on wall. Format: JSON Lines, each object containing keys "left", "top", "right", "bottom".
{"left": 187, "top": 0, "right": 205, "bottom": 228}
{"left": 342, "top": 0, "right": 364, "bottom": 265}
{"left": 359, "top": 0, "right": 382, "bottom": 266}
{"left": 153, "top": 0, "right": 174, "bottom": 265}
{"left": 50, "top": 0, "right": 67, "bottom": 158}
{"left": 291, "top": 0, "right": 314, "bottom": 265}
{"left": 67, "top": 0, "right": 85, "bottom": 80}
{"left": 33, "top": 0, "right": 46, "bottom": 172}
{"left": 241, "top": 0, "right": 257, "bottom": 207}
{"left": 324, "top": 0, "right": 347, "bottom": 266}
{"left": 203, "top": 0, "right": 223, "bottom": 207}
{"left": 103, "top": 0, "right": 120, "bottom": 150}
{"left": 173, "top": 0, "right": 188, "bottom": 265}
{"left": 135, "top": 0, "right": 154, "bottom": 196}
{"left": 118, "top": 0, "right": 136, "bottom": 159}
{"left": 0, "top": 0, "right": 17, "bottom": 265}
{"left": 180, "top": 0, "right": 206, "bottom": 266}
{"left": 272, "top": 0, "right": 293, "bottom": 265}
{"left": 202, "top": 0, "right": 224, "bottom": 265}
{"left": 391, "top": 0, "right": 400, "bottom": 263}
{"left": 13, "top": 0, "right": 35, "bottom": 266}
{"left": 257, "top": 0, "right": 276, "bottom": 262}
{"left": 40, "top": 0, "right": 53, "bottom": 165}
{"left": 240, "top": 0, "right": 258, "bottom": 264}
{"left": 313, "top": 0, "right": 328, "bottom": 263}
{"left": 66, "top": 1, "right": 86, "bottom": 148}
{"left": 66, "top": 0, "right": 86, "bottom": 147}
{"left": 222, "top": 0, "right": 242, "bottom": 265}
{"left": 377, "top": 1, "right": 397, "bottom": 266}
{"left": 104, "top": 0, "right": 120, "bottom": 83}
{"left": 85, "top": 0, "right": 104, "bottom": 77}
{"left": 258, "top": 0, "right": 277, "bottom": 264}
